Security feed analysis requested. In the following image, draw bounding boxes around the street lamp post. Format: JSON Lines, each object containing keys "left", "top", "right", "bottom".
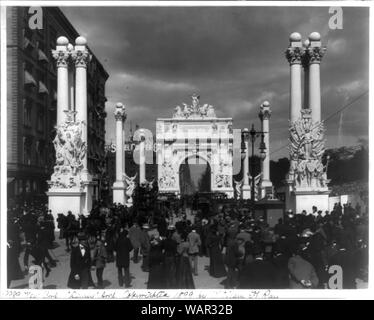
{"left": 248, "top": 124, "right": 267, "bottom": 214}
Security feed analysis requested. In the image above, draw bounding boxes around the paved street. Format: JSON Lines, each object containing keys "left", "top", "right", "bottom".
{"left": 10, "top": 234, "right": 226, "bottom": 290}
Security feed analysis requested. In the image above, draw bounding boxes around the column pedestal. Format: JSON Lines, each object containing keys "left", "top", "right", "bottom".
{"left": 112, "top": 181, "right": 126, "bottom": 205}
{"left": 284, "top": 180, "right": 330, "bottom": 214}
{"left": 242, "top": 185, "right": 251, "bottom": 200}
{"left": 293, "top": 190, "right": 330, "bottom": 214}
{"left": 217, "top": 188, "right": 234, "bottom": 199}
{"left": 47, "top": 188, "right": 85, "bottom": 227}
{"left": 259, "top": 180, "right": 273, "bottom": 199}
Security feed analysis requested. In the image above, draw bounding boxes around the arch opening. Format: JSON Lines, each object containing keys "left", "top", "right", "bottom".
{"left": 179, "top": 155, "right": 211, "bottom": 195}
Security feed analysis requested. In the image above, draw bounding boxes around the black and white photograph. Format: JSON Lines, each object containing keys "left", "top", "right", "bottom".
{"left": 1, "top": 1, "right": 371, "bottom": 299}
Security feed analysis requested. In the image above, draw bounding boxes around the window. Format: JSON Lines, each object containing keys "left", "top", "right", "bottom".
{"left": 25, "top": 180, "right": 31, "bottom": 193}
{"left": 37, "top": 41, "right": 49, "bottom": 64}
{"left": 36, "top": 140, "right": 45, "bottom": 166}
{"left": 23, "top": 28, "right": 35, "bottom": 52}
{"left": 23, "top": 137, "right": 32, "bottom": 165}
{"left": 23, "top": 99, "right": 32, "bottom": 127}
{"left": 37, "top": 109, "right": 44, "bottom": 132}
{"left": 33, "top": 180, "right": 38, "bottom": 192}
{"left": 17, "top": 180, "right": 23, "bottom": 195}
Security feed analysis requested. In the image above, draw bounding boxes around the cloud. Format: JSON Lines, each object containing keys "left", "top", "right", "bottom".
{"left": 327, "top": 38, "right": 347, "bottom": 55}
{"left": 60, "top": 6, "right": 369, "bottom": 160}
{"left": 224, "top": 100, "right": 254, "bottom": 118}
{"left": 117, "top": 72, "right": 196, "bottom": 92}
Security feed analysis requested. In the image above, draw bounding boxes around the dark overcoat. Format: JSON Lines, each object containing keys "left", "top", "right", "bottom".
{"left": 115, "top": 233, "right": 133, "bottom": 268}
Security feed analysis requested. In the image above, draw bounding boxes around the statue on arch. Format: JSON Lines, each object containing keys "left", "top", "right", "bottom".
{"left": 173, "top": 105, "right": 184, "bottom": 118}
{"left": 191, "top": 94, "right": 200, "bottom": 112}
{"left": 206, "top": 105, "right": 216, "bottom": 118}
{"left": 200, "top": 104, "right": 209, "bottom": 117}
{"left": 182, "top": 103, "right": 191, "bottom": 117}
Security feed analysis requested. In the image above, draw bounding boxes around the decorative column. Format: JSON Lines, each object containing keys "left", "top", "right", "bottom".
{"left": 259, "top": 101, "right": 273, "bottom": 198}
{"left": 67, "top": 43, "right": 75, "bottom": 111}
{"left": 48, "top": 35, "right": 94, "bottom": 220}
{"left": 302, "top": 39, "right": 310, "bottom": 109}
{"left": 139, "top": 129, "right": 146, "bottom": 184}
{"left": 284, "top": 32, "right": 330, "bottom": 215}
{"left": 284, "top": 32, "right": 304, "bottom": 209}
{"left": 112, "top": 102, "right": 127, "bottom": 205}
{"left": 285, "top": 32, "right": 304, "bottom": 123}
{"left": 52, "top": 36, "right": 69, "bottom": 126}
{"left": 242, "top": 129, "right": 251, "bottom": 199}
{"left": 243, "top": 134, "right": 249, "bottom": 185}
{"left": 306, "top": 32, "right": 326, "bottom": 124}
{"left": 72, "top": 36, "right": 91, "bottom": 180}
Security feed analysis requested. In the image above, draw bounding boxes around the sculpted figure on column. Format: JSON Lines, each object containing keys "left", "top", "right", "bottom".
{"left": 124, "top": 173, "right": 137, "bottom": 205}
{"left": 234, "top": 179, "right": 243, "bottom": 199}
{"left": 289, "top": 109, "right": 326, "bottom": 188}
{"left": 50, "top": 110, "right": 87, "bottom": 189}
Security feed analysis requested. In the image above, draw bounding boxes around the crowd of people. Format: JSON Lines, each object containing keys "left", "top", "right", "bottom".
{"left": 7, "top": 199, "right": 369, "bottom": 290}
{"left": 7, "top": 204, "right": 57, "bottom": 287}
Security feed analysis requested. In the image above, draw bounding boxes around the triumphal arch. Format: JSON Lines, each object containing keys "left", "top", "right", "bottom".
{"left": 156, "top": 94, "right": 234, "bottom": 198}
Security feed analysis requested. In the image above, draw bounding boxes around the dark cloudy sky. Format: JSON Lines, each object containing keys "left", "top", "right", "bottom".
{"left": 61, "top": 5, "right": 369, "bottom": 159}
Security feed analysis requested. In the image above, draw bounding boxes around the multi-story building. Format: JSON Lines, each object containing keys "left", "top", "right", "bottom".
{"left": 7, "top": 7, "right": 109, "bottom": 206}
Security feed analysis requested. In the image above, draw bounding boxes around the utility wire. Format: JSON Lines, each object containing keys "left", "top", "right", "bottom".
{"left": 270, "top": 90, "right": 368, "bottom": 156}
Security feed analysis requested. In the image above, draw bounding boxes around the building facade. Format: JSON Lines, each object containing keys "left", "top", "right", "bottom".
{"left": 7, "top": 7, "right": 109, "bottom": 206}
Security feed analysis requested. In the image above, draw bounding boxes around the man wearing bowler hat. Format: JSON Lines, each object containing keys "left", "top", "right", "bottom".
{"left": 68, "top": 233, "right": 93, "bottom": 289}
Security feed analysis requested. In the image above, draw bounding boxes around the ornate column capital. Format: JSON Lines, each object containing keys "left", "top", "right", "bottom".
{"left": 259, "top": 101, "right": 271, "bottom": 121}
{"left": 71, "top": 49, "right": 91, "bottom": 68}
{"left": 52, "top": 49, "right": 70, "bottom": 68}
{"left": 285, "top": 46, "right": 305, "bottom": 65}
{"left": 114, "top": 102, "right": 127, "bottom": 122}
{"left": 306, "top": 46, "right": 327, "bottom": 64}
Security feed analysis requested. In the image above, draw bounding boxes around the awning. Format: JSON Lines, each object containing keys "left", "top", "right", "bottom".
{"left": 38, "top": 81, "right": 49, "bottom": 94}
{"left": 24, "top": 70, "right": 37, "bottom": 86}
{"left": 38, "top": 49, "right": 49, "bottom": 62}
{"left": 23, "top": 37, "right": 34, "bottom": 49}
